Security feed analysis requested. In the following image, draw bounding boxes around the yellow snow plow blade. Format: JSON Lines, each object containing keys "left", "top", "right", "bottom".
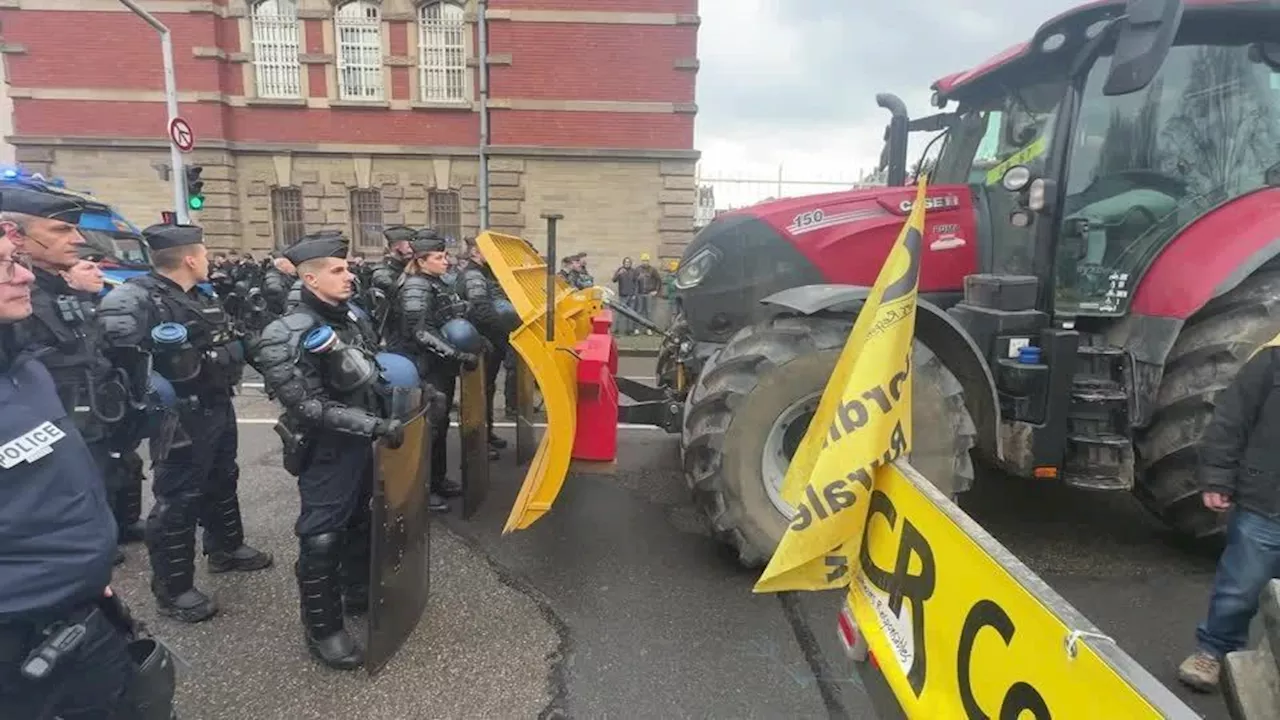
{"left": 474, "top": 231, "right": 602, "bottom": 533}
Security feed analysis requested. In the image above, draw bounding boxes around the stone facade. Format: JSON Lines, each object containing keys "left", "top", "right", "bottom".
{"left": 18, "top": 144, "right": 690, "bottom": 268}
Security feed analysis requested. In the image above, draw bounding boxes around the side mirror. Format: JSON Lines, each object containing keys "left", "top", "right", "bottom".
{"left": 1103, "top": 0, "right": 1184, "bottom": 96}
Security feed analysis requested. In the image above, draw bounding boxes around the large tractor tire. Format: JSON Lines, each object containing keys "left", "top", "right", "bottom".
{"left": 1136, "top": 270, "right": 1280, "bottom": 539}
{"left": 681, "top": 315, "right": 977, "bottom": 568}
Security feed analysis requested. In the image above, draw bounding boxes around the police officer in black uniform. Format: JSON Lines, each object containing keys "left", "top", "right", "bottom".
{"left": 261, "top": 252, "right": 296, "bottom": 316}
{"left": 397, "top": 230, "right": 478, "bottom": 511}
{"left": 369, "top": 225, "right": 415, "bottom": 299}
{"left": 251, "top": 231, "right": 406, "bottom": 670}
{"left": 6, "top": 185, "right": 145, "bottom": 566}
{"left": 458, "top": 237, "right": 518, "bottom": 456}
{"left": 98, "top": 223, "right": 272, "bottom": 623}
{"left": 0, "top": 192, "right": 176, "bottom": 719}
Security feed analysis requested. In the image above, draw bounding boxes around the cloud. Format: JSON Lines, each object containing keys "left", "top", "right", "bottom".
{"left": 693, "top": 0, "right": 1084, "bottom": 195}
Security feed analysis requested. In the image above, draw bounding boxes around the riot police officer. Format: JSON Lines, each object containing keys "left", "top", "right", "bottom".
{"left": 98, "top": 223, "right": 272, "bottom": 623}
{"left": 7, "top": 186, "right": 144, "bottom": 565}
{"left": 458, "top": 237, "right": 519, "bottom": 455}
{"left": 398, "top": 230, "right": 480, "bottom": 511}
{"left": 250, "top": 231, "right": 406, "bottom": 670}
{"left": 65, "top": 246, "right": 148, "bottom": 552}
{"left": 0, "top": 195, "right": 176, "bottom": 719}
{"left": 261, "top": 252, "right": 296, "bottom": 316}
{"left": 369, "top": 225, "right": 415, "bottom": 298}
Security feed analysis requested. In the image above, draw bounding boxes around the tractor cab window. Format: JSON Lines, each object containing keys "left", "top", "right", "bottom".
{"left": 936, "top": 79, "right": 1066, "bottom": 275}
{"left": 1056, "top": 35, "right": 1280, "bottom": 315}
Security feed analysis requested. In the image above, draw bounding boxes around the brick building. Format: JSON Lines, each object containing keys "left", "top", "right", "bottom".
{"left": 0, "top": 0, "right": 700, "bottom": 269}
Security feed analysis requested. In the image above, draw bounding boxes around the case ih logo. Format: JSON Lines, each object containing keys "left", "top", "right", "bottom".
{"left": 899, "top": 195, "right": 960, "bottom": 213}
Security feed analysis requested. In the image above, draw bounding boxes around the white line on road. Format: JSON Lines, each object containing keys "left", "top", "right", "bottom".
{"left": 235, "top": 418, "right": 667, "bottom": 431}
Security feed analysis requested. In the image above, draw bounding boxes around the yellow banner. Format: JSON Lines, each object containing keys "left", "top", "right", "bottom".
{"left": 753, "top": 178, "right": 929, "bottom": 593}
{"left": 847, "top": 461, "right": 1195, "bottom": 718}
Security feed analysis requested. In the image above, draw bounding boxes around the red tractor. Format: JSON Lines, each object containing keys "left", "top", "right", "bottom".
{"left": 669, "top": 0, "right": 1280, "bottom": 566}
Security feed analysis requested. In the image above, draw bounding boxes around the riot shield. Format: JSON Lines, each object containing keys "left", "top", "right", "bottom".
{"left": 514, "top": 355, "right": 538, "bottom": 466}
{"left": 366, "top": 388, "right": 432, "bottom": 676}
{"left": 459, "top": 355, "right": 490, "bottom": 519}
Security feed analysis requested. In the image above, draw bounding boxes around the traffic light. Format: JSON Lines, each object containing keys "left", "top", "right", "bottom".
{"left": 184, "top": 165, "right": 205, "bottom": 211}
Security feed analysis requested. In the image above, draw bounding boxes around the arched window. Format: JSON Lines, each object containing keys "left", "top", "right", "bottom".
{"left": 335, "top": 1, "right": 384, "bottom": 101}
{"left": 418, "top": 1, "right": 467, "bottom": 103}
{"left": 250, "top": 0, "right": 301, "bottom": 99}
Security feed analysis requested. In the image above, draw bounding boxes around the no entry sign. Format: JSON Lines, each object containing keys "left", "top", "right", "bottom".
{"left": 169, "top": 117, "right": 195, "bottom": 152}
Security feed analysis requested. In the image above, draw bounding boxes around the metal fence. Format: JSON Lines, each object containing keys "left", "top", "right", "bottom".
{"left": 249, "top": 0, "right": 302, "bottom": 99}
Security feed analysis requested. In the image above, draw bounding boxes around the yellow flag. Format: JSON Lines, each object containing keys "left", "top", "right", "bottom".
{"left": 754, "top": 178, "right": 929, "bottom": 593}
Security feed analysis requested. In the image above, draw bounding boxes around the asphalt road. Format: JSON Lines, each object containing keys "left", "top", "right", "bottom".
{"left": 109, "top": 360, "right": 1234, "bottom": 720}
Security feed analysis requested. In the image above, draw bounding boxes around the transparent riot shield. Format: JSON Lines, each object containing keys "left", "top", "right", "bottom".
{"left": 459, "top": 355, "right": 490, "bottom": 519}
{"left": 366, "top": 387, "right": 431, "bottom": 676}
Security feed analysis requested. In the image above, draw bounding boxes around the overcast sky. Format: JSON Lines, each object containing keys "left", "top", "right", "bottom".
{"left": 693, "top": 0, "right": 1084, "bottom": 191}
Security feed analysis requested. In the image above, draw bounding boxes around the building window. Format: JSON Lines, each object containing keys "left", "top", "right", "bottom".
{"left": 271, "top": 187, "right": 305, "bottom": 248}
{"left": 418, "top": 1, "right": 467, "bottom": 103}
{"left": 428, "top": 189, "right": 461, "bottom": 242}
{"left": 335, "top": 1, "right": 383, "bottom": 101}
{"left": 350, "top": 188, "right": 384, "bottom": 251}
{"left": 250, "top": 0, "right": 302, "bottom": 99}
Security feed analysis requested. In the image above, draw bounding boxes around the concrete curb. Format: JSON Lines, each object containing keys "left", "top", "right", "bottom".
{"left": 618, "top": 347, "right": 660, "bottom": 358}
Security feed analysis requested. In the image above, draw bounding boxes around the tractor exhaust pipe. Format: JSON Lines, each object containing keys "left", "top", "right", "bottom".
{"left": 877, "top": 93, "right": 909, "bottom": 187}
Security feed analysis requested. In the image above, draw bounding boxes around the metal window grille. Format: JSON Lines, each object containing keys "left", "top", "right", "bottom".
{"left": 350, "top": 188, "right": 384, "bottom": 250}
{"left": 418, "top": 1, "right": 467, "bottom": 103}
{"left": 250, "top": 0, "right": 302, "bottom": 99}
{"left": 271, "top": 187, "right": 305, "bottom": 248}
{"left": 336, "top": 1, "right": 383, "bottom": 101}
{"left": 428, "top": 190, "right": 461, "bottom": 242}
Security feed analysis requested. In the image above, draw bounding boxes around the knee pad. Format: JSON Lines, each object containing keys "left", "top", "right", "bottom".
{"left": 300, "top": 531, "right": 344, "bottom": 556}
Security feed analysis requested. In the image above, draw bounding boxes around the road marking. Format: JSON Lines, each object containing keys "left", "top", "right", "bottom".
{"left": 236, "top": 376, "right": 658, "bottom": 390}
{"left": 235, "top": 419, "right": 667, "bottom": 431}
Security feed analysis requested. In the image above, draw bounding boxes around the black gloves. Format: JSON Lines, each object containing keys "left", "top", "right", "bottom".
{"left": 375, "top": 418, "right": 405, "bottom": 449}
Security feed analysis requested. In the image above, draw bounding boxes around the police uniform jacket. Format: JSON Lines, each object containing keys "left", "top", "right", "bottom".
{"left": 251, "top": 287, "right": 387, "bottom": 438}
{"left": 98, "top": 271, "right": 245, "bottom": 399}
{"left": 0, "top": 328, "right": 117, "bottom": 616}
{"left": 13, "top": 268, "right": 121, "bottom": 445}
{"left": 458, "top": 261, "right": 510, "bottom": 342}
{"left": 396, "top": 272, "right": 469, "bottom": 376}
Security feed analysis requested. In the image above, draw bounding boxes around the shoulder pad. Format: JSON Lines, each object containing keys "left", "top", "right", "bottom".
{"left": 99, "top": 281, "right": 151, "bottom": 312}
{"left": 253, "top": 312, "right": 317, "bottom": 354}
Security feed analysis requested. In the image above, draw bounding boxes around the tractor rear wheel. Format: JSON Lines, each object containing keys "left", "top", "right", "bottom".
{"left": 681, "top": 315, "right": 976, "bottom": 568}
{"left": 1136, "top": 270, "right": 1280, "bottom": 539}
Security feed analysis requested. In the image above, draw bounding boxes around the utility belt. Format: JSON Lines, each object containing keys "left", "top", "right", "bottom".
{"left": 0, "top": 595, "right": 176, "bottom": 719}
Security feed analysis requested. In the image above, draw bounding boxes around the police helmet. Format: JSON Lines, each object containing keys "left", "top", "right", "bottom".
{"left": 376, "top": 352, "right": 420, "bottom": 388}
{"left": 441, "top": 318, "right": 484, "bottom": 354}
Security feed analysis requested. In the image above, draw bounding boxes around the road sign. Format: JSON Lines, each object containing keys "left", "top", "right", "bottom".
{"left": 168, "top": 117, "right": 195, "bottom": 153}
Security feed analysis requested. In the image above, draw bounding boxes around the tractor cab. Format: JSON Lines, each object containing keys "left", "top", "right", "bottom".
{"left": 895, "top": 0, "right": 1280, "bottom": 320}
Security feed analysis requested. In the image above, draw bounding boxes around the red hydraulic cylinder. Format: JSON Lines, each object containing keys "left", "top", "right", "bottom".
{"left": 572, "top": 309, "right": 620, "bottom": 462}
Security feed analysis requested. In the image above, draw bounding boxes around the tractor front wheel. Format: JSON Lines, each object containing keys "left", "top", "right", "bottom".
{"left": 1136, "top": 270, "right": 1280, "bottom": 539}
{"left": 681, "top": 315, "right": 976, "bottom": 568}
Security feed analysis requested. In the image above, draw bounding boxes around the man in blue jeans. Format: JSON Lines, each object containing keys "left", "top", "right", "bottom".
{"left": 1179, "top": 338, "right": 1280, "bottom": 692}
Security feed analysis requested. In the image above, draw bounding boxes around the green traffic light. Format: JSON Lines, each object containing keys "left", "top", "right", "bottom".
{"left": 188, "top": 196, "right": 205, "bottom": 211}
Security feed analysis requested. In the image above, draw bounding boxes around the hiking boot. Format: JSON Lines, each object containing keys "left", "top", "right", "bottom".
{"left": 1177, "top": 650, "right": 1221, "bottom": 693}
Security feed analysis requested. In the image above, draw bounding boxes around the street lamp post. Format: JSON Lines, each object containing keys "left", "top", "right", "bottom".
{"left": 118, "top": 0, "right": 189, "bottom": 224}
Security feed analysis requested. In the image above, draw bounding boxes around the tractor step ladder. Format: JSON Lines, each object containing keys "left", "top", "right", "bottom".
{"left": 1063, "top": 337, "right": 1135, "bottom": 491}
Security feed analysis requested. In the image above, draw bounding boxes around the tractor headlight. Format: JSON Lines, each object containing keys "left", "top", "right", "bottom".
{"left": 674, "top": 246, "right": 721, "bottom": 290}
